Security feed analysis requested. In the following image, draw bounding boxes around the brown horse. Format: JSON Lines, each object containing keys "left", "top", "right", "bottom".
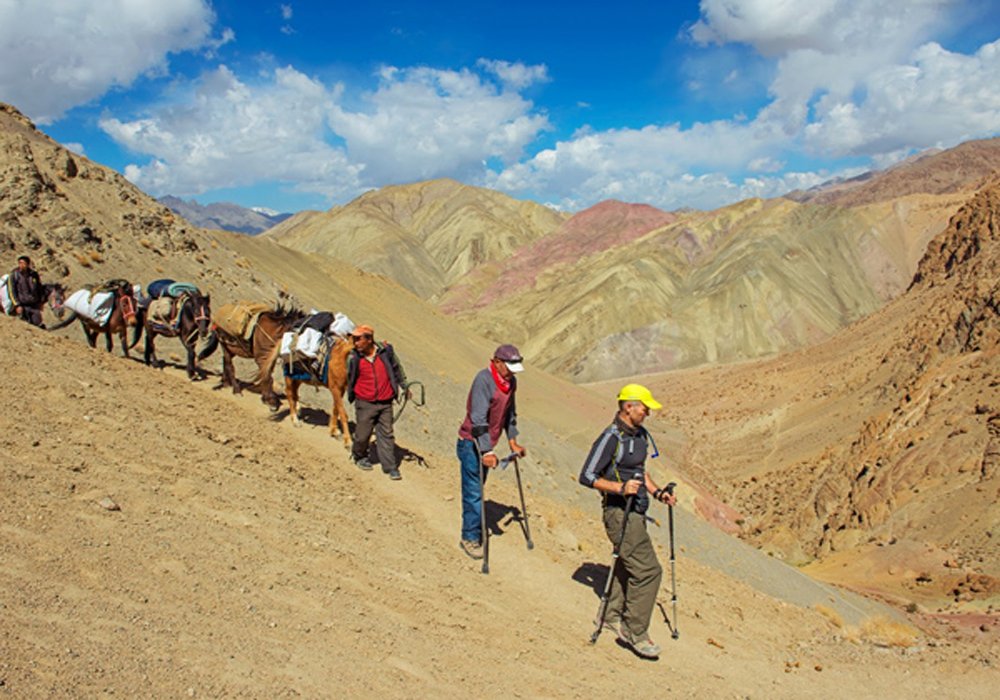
{"left": 278, "top": 336, "right": 353, "bottom": 447}
{"left": 213, "top": 303, "right": 305, "bottom": 410}
{"left": 51, "top": 280, "right": 141, "bottom": 357}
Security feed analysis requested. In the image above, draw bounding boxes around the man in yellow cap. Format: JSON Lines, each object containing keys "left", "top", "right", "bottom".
{"left": 579, "top": 383, "right": 677, "bottom": 659}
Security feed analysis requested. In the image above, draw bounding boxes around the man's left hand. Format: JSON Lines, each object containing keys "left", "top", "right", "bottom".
{"left": 655, "top": 489, "right": 677, "bottom": 506}
{"left": 508, "top": 439, "right": 526, "bottom": 457}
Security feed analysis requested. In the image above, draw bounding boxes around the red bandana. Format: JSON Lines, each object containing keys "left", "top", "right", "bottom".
{"left": 489, "top": 362, "right": 511, "bottom": 394}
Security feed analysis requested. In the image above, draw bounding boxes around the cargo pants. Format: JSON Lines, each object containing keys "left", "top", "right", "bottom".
{"left": 602, "top": 505, "right": 663, "bottom": 642}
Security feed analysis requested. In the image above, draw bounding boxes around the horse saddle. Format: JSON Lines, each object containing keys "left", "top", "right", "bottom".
{"left": 92, "top": 279, "right": 131, "bottom": 296}
{"left": 213, "top": 301, "right": 271, "bottom": 340}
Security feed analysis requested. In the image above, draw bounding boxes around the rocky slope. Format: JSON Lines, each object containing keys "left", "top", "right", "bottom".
{"left": 786, "top": 138, "right": 1000, "bottom": 207}
{"left": 443, "top": 192, "right": 961, "bottom": 380}
{"left": 7, "top": 312, "right": 998, "bottom": 698}
{"left": 624, "top": 179, "right": 1000, "bottom": 613}
{"left": 265, "top": 178, "right": 567, "bottom": 298}
{"left": 0, "top": 103, "right": 282, "bottom": 303}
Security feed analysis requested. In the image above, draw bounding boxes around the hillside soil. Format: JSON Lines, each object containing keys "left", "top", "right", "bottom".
{"left": 2, "top": 317, "right": 997, "bottom": 698}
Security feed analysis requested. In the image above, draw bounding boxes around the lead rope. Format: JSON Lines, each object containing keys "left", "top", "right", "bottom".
{"left": 394, "top": 380, "right": 425, "bottom": 421}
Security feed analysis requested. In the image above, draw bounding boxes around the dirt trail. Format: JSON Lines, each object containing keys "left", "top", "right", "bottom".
{"left": 2, "top": 317, "right": 997, "bottom": 698}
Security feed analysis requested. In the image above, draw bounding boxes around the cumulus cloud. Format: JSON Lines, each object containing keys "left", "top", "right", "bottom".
{"left": 486, "top": 0, "right": 999, "bottom": 210}
{"left": 58, "top": 0, "right": 1000, "bottom": 212}
{"left": 327, "top": 64, "right": 550, "bottom": 185}
{"left": 0, "top": 0, "right": 222, "bottom": 124}
{"left": 101, "top": 66, "right": 363, "bottom": 199}
{"left": 100, "top": 61, "right": 550, "bottom": 201}
{"left": 476, "top": 59, "right": 550, "bottom": 90}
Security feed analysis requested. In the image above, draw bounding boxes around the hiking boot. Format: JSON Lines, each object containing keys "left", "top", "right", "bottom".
{"left": 387, "top": 469, "right": 402, "bottom": 481}
{"left": 619, "top": 632, "right": 661, "bottom": 659}
{"left": 353, "top": 456, "right": 373, "bottom": 471}
{"left": 459, "top": 539, "right": 484, "bottom": 560}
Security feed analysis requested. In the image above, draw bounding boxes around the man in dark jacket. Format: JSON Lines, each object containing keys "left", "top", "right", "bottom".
{"left": 9, "top": 255, "right": 44, "bottom": 327}
{"left": 579, "top": 383, "right": 676, "bottom": 660}
{"left": 456, "top": 344, "right": 527, "bottom": 560}
{"left": 346, "top": 324, "right": 407, "bottom": 480}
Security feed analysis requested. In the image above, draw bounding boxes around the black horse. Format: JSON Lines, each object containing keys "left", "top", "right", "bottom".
{"left": 143, "top": 290, "right": 217, "bottom": 379}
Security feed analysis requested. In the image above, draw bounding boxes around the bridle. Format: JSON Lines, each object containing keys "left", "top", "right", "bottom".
{"left": 116, "top": 288, "right": 137, "bottom": 323}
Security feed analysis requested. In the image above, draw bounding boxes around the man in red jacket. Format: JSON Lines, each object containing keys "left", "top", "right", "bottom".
{"left": 346, "top": 324, "right": 408, "bottom": 480}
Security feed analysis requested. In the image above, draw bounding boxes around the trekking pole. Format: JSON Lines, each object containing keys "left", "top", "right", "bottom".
{"left": 589, "top": 494, "right": 634, "bottom": 645}
{"left": 665, "top": 482, "right": 679, "bottom": 640}
{"left": 479, "top": 448, "right": 490, "bottom": 575}
{"left": 507, "top": 454, "right": 534, "bottom": 550}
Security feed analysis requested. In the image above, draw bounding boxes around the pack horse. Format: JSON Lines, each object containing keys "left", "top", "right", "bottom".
{"left": 142, "top": 280, "right": 216, "bottom": 379}
{"left": 212, "top": 302, "right": 306, "bottom": 411}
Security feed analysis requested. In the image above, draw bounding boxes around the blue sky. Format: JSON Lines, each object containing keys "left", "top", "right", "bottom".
{"left": 2, "top": 1, "right": 999, "bottom": 214}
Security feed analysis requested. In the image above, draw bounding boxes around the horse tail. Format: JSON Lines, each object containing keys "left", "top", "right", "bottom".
{"left": 252, "top": 331, "right": 284, "bottom": 389}
{"left": 198, "top": 329, "right": 219, "bottom": 361}
{"left": 47, "top": 310, "right": 79, "bottom": 331}
{"left": 129, "top": 307, "right": 145, "bottom": 349}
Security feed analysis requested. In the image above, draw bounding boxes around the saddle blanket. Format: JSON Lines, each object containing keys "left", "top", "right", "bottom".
{"left": 148, "top": 279, "right": 199, "bottom": 300}
{"left": 0, "top": 274, "right": 13, "bottom": 314}
{"left": 214, "top": 301, "right": 271, "bottom": 340}
{"left": 65, "top": 289, "right": 115, "bottom": 325}
{"left": 280, "top": 327, "right": 325, "bottom": 359}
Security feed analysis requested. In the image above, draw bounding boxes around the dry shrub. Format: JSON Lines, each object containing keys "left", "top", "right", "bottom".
{"left": 859, "top": 616, "right": 920, "bottom": 647}
{"left": 814, "top": 604, "right": 844, "bottom": 628}
{"left": 139, "top": 238, "right": 153, "bottom": 249}
{"left": 88, "top": 250, "right": 103, "bottom": 263}
{"left": 209, "top": 240, "right": 219, "bottom": 249}
{"left": 155, "top": 266, "right": 164, "bottom": 273}
{"left": 75, "top": 252, "right": 92, "bottom": 268}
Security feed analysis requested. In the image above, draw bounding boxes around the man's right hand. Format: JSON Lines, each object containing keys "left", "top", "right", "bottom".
{"left": 482, "top": 452, "right": 498, "bottom": 469}
{"left": 622, "top": 477, "right": 643, "bottom": 496}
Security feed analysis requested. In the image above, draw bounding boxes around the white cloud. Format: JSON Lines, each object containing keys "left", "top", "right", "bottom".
{"left": 485, "top": 0, "right": 999, "bottom": 210}
{"left": 0, "top": 0, "right": 221, "bottom": 124}
{"left": 487, "top": 119, "right": 831, "bottom": 210}
{"left": 804, "top": 39, "right": 1000, "bottom": 155}
{"left": 57, "top": 0, "right": 999, "bottom": 213}
{"left": 327, "top": 64, "right": 550, "bottom": 185}
{"left": 476, "top": 59, "right": 549, "bottom": 90}
{"left": 101, "top": 66, "right": 363, "bottom": 199}
{"left": 100, "top": 61, "right": 550, "bottom": 200}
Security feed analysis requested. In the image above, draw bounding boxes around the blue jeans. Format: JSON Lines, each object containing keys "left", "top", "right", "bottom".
{"left": 457, "top": 438, "right": 490, "bottom": 543}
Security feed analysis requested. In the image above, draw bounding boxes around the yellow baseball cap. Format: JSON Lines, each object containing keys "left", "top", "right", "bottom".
{"left": 616, "top": 383, "right": 662, "bottom": 410}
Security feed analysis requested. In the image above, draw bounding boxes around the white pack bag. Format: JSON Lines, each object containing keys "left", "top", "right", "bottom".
{"left": 329, "top": 312, "right": 355, "bottom": 337}
{"left": 0, "top": 274, "right": 13, "bottom": 315}
{"left": 280, "top": 327, "right": 325, "bottom": 359}
{"left": 64, "top": 289, "right": 115, "bottom": 325}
